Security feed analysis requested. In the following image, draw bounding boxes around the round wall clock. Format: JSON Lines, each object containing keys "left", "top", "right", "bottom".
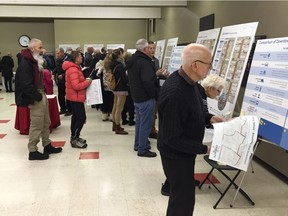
{"left": 18, "top": 35, "right": 31, "bottom": 47}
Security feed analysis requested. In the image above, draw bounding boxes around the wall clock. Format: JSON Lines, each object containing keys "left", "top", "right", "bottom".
{"left": 18, "top": 35, "right": 31, "bottom": 47}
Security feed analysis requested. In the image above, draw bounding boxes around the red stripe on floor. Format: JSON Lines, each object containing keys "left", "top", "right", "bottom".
{"left": 0, "top": 120, "right": 10, "bottom": 123}
{"left": 51, "top": 141, "right": 66, "bottom": 147}
{"left": 0, "top": 98, "right": 4, "bottom": 100}
{"left": 10, "top": 104, "right": 16, "bottom": 106}
{"left": 0, "top": 134, "right": 7, "bottom": 138}
{"left": 79, "top": 152, "right": 99, "bottom": 160}
{"left": 195, "top": 173, "right": 220, "bottom": 184}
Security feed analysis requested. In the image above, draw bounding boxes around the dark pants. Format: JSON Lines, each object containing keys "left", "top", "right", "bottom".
{"left": 4, "top": 77, "right": 13, "bottom": 91}
{"left": 101, "top": 90, "right": 114, "bottom": 113}
{"left": 70, "top": 101, "right": 86, "bottom": 139}
{"left": 161, "top": 155, "right": 196, "bottom": 216}
{"left": 57, "top": 83, "right": 71, "bottom": 112}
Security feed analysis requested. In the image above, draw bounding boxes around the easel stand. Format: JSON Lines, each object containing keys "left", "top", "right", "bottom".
{"left": 199, "top": 138, "right": 262, "bottom": 209}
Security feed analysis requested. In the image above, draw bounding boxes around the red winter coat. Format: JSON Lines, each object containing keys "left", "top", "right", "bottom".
{"left": 42, "top": 69, "right": 53, "bottom": 95}
{"left": 62, "top": 61, "right": 91, "bottom": 103}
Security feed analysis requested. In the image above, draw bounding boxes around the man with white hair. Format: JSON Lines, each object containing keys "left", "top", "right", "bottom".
{"left": 127, "top": 39, "right": 158, "bottom": 157}
{"left": 157, "top": 43, "right": 224, "bottom": 215}
{"left": 15, "top": 38, "right": 62, "bottom": 160}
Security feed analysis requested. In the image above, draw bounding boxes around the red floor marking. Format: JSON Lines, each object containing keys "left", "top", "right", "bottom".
{"left": 0, "top": 98, "right": 4, "bottom": 100}
{"left": 51, "top": 141, "right": 66, "bottom": 147}
{"left": 195, "top": 173, "right": 220, "bottom": 184}
{"left": 0, "top": 120, "right": 10, "bottom": 123}
{"left": 79, "top": 152, "right": 99, "bottom": 160}
{"left": 0, "top": 134, "right": 7, "bottom": 138}
{"left": 10, "top": 104, "right": 16, "bottom": 106}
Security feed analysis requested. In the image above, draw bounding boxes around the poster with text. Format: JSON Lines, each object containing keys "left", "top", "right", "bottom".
{"left": 241, "top": 37, "right": 288, "bottom": 150}
{"left": 162, "top": 37, "right": 178, "bottom": 72}
{"left": 207, "top": 22, "right": 259, "bottom": 118}
{"left": 168, "top": 46, "right": 185, "bottom": 73}
{"left": 196, "top": 28, "right": 221, "bottom": 56}
{"left": 155, "top": 39, "right": 166, "bottom": 67}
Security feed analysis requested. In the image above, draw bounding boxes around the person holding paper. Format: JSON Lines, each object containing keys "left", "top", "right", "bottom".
{"left": 63, "top": 51, "right": 92, "bottom": 148}
{"left": 157, "top": 43, "right": 217, "bottom": 216}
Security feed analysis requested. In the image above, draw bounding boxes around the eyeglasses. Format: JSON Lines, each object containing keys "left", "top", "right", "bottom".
{"left": 194, "top": 60, "right": 213, "bottom": 69}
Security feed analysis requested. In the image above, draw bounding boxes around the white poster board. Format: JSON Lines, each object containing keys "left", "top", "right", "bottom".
{"left": 83, "top": 44, "right": 104, "bottom": 52}
{"left": 208, "top": 22, "right": 259, "bottom": 118}
{"left": 196, "top": 28, "right": 221, "bottom": 56}
{"left": 58, "top": 44, "right": 80, "bottom": 52}
{"left": 155, "top": 39, "right": 166, "bottom": 67}
{"left": 241, "top": 37, "right": 288, "bottom": 150}
{"left": 86, "top": 79, "right": 103, "bottom": 105}
{"left": 167, "top": 46, "right": 185, "bottom": 74}
{"left": 107, "top": 44, "right": 125, "bottom": 50}
{"left": 162, "top": 37, "right": 178, "bottom": 72}
{"left": 210, "top": 115, "right": 259, "bottom": 171}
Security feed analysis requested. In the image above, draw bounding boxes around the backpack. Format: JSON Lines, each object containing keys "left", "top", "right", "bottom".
{"left": 103, "top": 64, "right": 120, "bottom": 91}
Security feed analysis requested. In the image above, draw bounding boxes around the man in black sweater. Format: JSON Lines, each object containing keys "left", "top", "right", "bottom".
{"left": 127, "top": 39, "right": 158, "bottom": 157}
{"left": 157, "top": 43, "right": 223, "bottom": 216}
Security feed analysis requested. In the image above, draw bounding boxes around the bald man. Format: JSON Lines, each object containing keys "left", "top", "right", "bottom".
{"left": 157, "top": 43, "right": 215, "bottom": 216}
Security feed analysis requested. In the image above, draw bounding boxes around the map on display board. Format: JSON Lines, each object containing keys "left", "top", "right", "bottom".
{"left": 207, "top": 22, "right": 258, "bottom": 118}
{"left": 168, "top": 46, "right": 185, "bottom": 73}
{"left": 196, "top": 28, "right": 221, "bottom": 56}
{"left": 155, "top": 39, "right": 166, "bottom": 67}
{"left": 241, "top": 37, "right": 288, "bottom": 150}
{"left": 162, "top": 37, "right": 178, "bottom": 72}
{"left": 210, "top": 115, "right": 259, "bottom": 171}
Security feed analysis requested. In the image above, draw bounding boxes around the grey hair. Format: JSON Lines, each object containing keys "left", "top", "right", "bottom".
{"left": 201, "top": 74, "right": 225, "bottom": 90}
{"left": 136, "top": 39, "right": 148, "bottom": 51}
{"left": 28, "top": 38, "right": 42, "bottom": 49}
{"left": 56, "top": 47, "right": 64, "bottom": 53}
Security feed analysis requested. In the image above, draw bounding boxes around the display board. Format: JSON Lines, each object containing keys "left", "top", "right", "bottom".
{"left": 241, "top": 37, "right": 288, "bottom": 151}
{"left": 155, "top": 39, "right": 166, "bottom": 68}
{"left": 207, "top": 22, "right": 259, "bottom": 118}
{"left": 59, "top": 44, "right": 80, "bottom": 52}
{"left": 107, "top": 44, "right": 125, "bottom": 50}
{"left": 196, "top": 28, "right": 221, "bottom": 56}
{"left": 167, "top": 46, "right": 185, "bottom": 73}
{"left": 162, "top": 37, "right": 178, "bottom": 72}
{"left": 83, "top": 44, "right": 104, "bottom": 52}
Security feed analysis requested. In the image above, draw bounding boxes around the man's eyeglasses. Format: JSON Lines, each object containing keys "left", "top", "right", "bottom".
{"left": 194, "top": 60, "right": 213, "bottom": 69}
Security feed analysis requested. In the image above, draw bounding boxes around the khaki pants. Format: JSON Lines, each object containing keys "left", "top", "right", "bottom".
{"left": 112, "top": 95, "right": 126, "bottom": 125}
{"left": 28, "top": 92, "right": 51, "bottom": 152}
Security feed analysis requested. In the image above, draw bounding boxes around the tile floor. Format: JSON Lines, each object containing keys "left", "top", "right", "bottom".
{"left": 0, "top": 89, "right": 287, "bottom": 216}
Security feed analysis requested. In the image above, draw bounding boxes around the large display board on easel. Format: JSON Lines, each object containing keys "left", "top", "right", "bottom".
{"left": 162, "top": 37, "right": 178, "bottom": 72}
{"left": 155, "top": 39, "right": 166, "bottom": 67}
{"left": 196, "top": 28, "right": 221, "bottom": 56}
{"left": 167, "top": 46, "right": 185, "bottom": 73}
{"left": 207, "top": 22, "right": 258, "bottom": 118}
{"left": 241, "top": 37, "right": 288, "bottom": 151}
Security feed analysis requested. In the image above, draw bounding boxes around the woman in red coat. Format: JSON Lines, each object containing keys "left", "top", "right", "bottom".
{"left": 42, "top": 60, "right": 54, "bottom": 95}
{"left": 62, "top": 51, "right": 91, "bottom": 148}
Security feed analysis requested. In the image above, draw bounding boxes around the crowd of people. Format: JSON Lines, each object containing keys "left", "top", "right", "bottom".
{"left": 8, "top": 38, "right": 227, "bottom": 216}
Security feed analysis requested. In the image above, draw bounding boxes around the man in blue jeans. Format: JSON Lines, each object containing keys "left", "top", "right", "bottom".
{"left": 127, "top": 39, "right": 158, "bottom": 157}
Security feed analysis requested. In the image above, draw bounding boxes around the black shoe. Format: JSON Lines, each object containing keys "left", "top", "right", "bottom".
{"left": 128, "top": 121, "right": 135, "bottom": 126}
{"left": 44, "top": 143, "right": 62, "bottom": 154}
{"left": 134, "top": 145, "right": 151, "bottom": 151}
{"left": 59, "top": 110, "right": 66, "bottom": 115}
{"left": 64, "top": 112, "right": 72, "bottom": 116}
{"left": 149, "top": 133, "right": 158, "bottom": 139}
{"left": 29, "top": 151, "right": 49, "bottom": 160}
{"left": 195, "top": 179, "right": 200, "bottom": 186}
{"left": 161, "top": 180, "right": 170, "bottom": 196}
{"left": 122, "top": 120, "right": 128, "bottom": 125}
{"left": 137, "top": 150, "right": 157, "bottom": 157}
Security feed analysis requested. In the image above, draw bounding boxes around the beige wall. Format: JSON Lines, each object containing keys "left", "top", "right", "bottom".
{"left": 152, "top": 1, "right": 288, "bottom": 44}
{"left": 0, "top": 19, "right": 54, "bottom": 69}
{"left": 54, "top": 19, "right": 147, "bottom": 51}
